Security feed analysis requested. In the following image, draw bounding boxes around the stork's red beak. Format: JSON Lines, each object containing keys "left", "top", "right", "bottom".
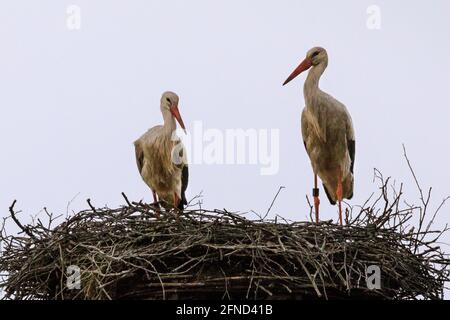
{"left": 283, "top": 57, "right": 313, "bottom": 86}
{"left": 170, "top": 104, "right": 187, "bottom": 134}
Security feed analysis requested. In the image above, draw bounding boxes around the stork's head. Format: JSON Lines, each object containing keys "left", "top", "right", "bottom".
{"left": 161, "top": 91, "right": 186, "bottom": 133}
{"left": 283, "top": 47, "right": 328, "bottom": 86}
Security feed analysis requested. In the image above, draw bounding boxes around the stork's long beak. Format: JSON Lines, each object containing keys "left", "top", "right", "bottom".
{"left": 282, "top": 57, "right": 313, "bottom": 86}
{"left": 170, "top": 104, "right": 187, "bottom": 134}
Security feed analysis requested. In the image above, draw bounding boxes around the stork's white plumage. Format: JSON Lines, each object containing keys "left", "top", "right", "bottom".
{"left": 283, "top": 47, "right": 355, "bottom": 225}
{"left": 134, "top": 91, "right": 188, "bottom": 215}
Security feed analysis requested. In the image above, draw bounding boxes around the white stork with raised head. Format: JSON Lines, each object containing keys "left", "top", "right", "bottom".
{"left": 134, "top": 91, "right": 188, "bottom": 215}
{"left": 283, "top": 47, "right": 355, "bottom": 225}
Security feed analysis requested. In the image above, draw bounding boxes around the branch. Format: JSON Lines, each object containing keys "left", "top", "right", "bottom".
{"left": 8, "top": 200, "right": 37, "bottom": 240}
{"left": 86, "top": 199, "right": 97, "bottom": 213}
{"left": 263, "top": 186, "right": 285, "bottom": 220}
{"left": 121, "top": 192, "right": 132, "bottom": 207}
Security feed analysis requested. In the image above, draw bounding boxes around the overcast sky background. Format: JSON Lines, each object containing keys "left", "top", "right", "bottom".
{"left": 1, "top": 0, "right": 449, "bottom": 298}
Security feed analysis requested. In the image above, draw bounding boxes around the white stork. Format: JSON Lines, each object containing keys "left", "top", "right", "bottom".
{"left": 134, "top": 91, "right": 188, "bottom": 215}
{"left": 283, "top": 47, "right": 355, "bottom": 225}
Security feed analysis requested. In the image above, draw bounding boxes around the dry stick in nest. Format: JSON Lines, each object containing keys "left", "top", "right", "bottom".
{"left": 121, "top": 192, "right": 132, "bottom": 207}
{"left": 86, "top": 199, "right": 97, "bottom": 213}
{"left": 8, "top": 200, "right": 36, "bottom": 241}
{"left": 404, "top": 146, "right": 450, "bottom": 253}
{"left": 263, "top": 186, "right": 285, "bottom": 220}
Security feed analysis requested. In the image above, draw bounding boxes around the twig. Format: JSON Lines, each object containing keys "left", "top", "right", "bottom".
{"left": 121, "top": 192, "right": 132, "bottom": 207}
{"left": 86, "top": 199, "right": 97, "bottom": 213}
{"left": 8, "top": 200, "right": 36, "bottom": 240}
{"left": 263, "top": 186, "right": 285, "bottom": 220}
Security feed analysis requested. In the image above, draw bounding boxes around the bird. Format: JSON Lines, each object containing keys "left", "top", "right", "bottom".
{"left": 134, "top": 91, "right": 189, "bottom": 216}
{"left": 283, "top": 47, "right": 355, "bottom": 225}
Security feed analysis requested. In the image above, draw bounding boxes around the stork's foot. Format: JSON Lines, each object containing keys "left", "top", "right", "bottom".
{"left": 147, "top": 202, "right": 161, "bottom": 219}
{"left": 151, "top": 191, "right": 161, "bottom": 219}
{"left": 172, "top": 193, "right": 182, "bottom": 221}
{"left": 149, "top": 203, "right": 162, "bottom": 219}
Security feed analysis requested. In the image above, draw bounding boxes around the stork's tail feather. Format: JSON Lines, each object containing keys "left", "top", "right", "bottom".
{"left": 323, "top": 184, "right": 336, "bottom": 205}
{"left": 346, "top": 190, "right": 354, "bottom": 200}
{"left": 344, "top": 174, "right": 354, "bottom": 200}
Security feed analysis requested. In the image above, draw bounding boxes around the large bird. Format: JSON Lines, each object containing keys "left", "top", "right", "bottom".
{"left": 283, "top": 47, "right": 355, "bottom": 225}
{"left": 134, "top": 91, "right": 189, "bottom": 215}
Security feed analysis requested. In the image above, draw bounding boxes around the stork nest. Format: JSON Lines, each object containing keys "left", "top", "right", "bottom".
{"left": 1, "top": 171, "right": 449, "bottom": 300}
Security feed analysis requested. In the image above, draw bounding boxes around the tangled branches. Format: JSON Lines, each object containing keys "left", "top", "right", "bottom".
{"left": 1, "top": 170, "right": 449, "bottom": 300}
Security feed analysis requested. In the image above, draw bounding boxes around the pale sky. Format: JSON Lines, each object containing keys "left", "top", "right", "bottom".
{"left": 1, "top": 0, "right": 449, "bottom": 298}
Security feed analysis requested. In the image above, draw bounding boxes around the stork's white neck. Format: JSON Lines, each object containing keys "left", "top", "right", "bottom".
{"left": 162, "top": 108, "right": 176, "bottom": 134}
{"left": 304, "top": 62, "right": 327, "bottom": 106}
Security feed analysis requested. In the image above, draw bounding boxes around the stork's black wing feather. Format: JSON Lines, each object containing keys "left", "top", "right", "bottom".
{"left": 348, "top": 140, "right": 355, "bottom": 174}
{"left": 181, "top": 165, "right": 189, "bottom": 206}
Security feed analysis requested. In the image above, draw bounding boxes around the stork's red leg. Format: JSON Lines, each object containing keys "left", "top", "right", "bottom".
{"left": 173, "top": 192, "right": 180, "bottom": 209}
{"left": 313, "top": 174, "right": 320, "bottom": 223}
{"left": 336, "top": 169, "right": 343, "bottom": 226}
{"left": 173, "top": 192, "right": 181, "bottom": 221}
{"left": 152, "top": 191, "right": 161, "bottom": 219}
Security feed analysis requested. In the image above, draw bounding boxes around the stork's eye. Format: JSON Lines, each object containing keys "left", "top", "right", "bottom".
{"left": 312, "top": 51, "right": 320, "bottom": 58}
{"left": 166, "top": 98, "right": 171, "bottom": 103}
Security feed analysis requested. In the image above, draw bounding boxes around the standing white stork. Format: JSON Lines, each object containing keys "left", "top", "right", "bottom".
{"left": 134, "top": 91, "right": 188, "bottom": 215}
{"left": 283, "top": 47, "right": 355, "bottom": 225}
